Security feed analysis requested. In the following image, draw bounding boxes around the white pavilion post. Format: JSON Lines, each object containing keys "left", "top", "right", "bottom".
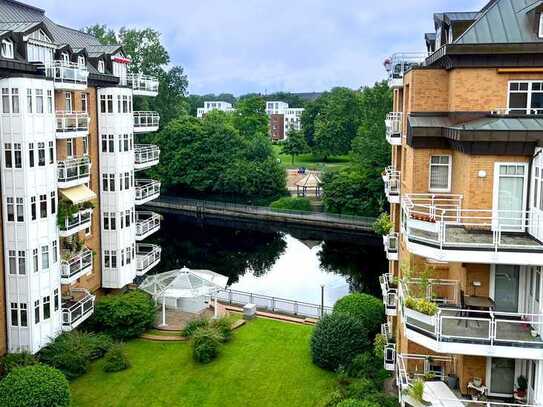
{"left": 214, "top": 296, "right": 218, "bottom": 319}
{"left": 160, "top": 293, "right": 166, "bottom": 326}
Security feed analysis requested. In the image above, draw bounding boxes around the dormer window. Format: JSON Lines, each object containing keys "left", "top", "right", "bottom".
{"left": 97, "top": 60, "right": 105, "bottom": 73}
{"left": 539, "top": 13, "right": 543, "bottom": 38}
{"left": 61, "top": 52, "right": 69, "bottom": 64}
{"left": 77, "top": 55, "right": 85, "bottom": 68}
{"left": 1, "top": 39, "right": 13, "bottom": 59}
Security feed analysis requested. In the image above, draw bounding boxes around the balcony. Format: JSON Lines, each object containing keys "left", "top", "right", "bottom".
{"left": 491, "top": 107, "right": 543, "bottom": 116}
{"left": 136, "top": 211, "right": 161, "bottom": 241}
{"left": 401, "top": 194, "right": 543, "bottom": 265}
{"left": 125, "top": 73, "right": 159, "bottom": 97}
{"left": 56, "top": 111, "right": 89, "bottom": 139}
{"left": 399, "top": 280, "right": 543, "bottom": 359}
{"left": 61, "top": 288, "right": 95, "bottom": 331}
{"left": 385, "top": 112, "right": 402, "bottom": 145}
{"left": 134, "top": 111, "right": 160, "bottom": 133}
{"left": 60, "top": 247, "right": 93, "bottom": 285}
{"left": 136, "top": 243, "right": 161, "bottom": 276}
{"left": 134, "top": 144, "right": 160, "bottom": 171}
{"left": 58, "top": 156, "right": 91, "bottom": 189}
{"left": 383, "top": 232, "right": 399, "bottom": 261}
{"left": 382, "top": 166, "right": 400, "bottom": 204}
{"left": 384, "top": 52, "right": 426, "bottom": 88}
{"left": 45, "top": 61, "right": 88, "bottom": 91}
{"left": 379, "top": 273, "right": 398, "bottom": 316}
{"left": 135, "top": 179, "right": 161, "bottom": 205}
{"left": 58, "top": 208, "right": 92, "bottom": 237}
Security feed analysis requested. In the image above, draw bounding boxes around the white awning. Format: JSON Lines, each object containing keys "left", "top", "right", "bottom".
{"left": 59, "top": 184, "right": 96, "bottom": 205}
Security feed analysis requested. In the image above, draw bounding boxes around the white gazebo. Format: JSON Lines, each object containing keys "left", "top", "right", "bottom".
{"left": 140, "top": 267, "right": 229, "bottom": 325}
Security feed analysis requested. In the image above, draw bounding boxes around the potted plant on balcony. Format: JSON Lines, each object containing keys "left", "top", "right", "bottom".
{"left": 57, "top": 200, "right": 79, "bottom": 228}
{"left": 514, "top": 375, "right": 528, "bottom": 402}
{"left": 373, "top": 212, "right": 393, "bottom": 238}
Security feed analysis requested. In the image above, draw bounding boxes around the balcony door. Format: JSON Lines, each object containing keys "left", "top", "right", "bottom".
{"left": 530, "top": 150, "right": 543, "bottom": 241}
{"left": 491, "top": 264, "right": 520, "bottom": 313}
{"left": 486, "top": 358, "right": 518, "bottom": 398}
{"left": 493, "top": 163, "right": 528, "bottom": 233}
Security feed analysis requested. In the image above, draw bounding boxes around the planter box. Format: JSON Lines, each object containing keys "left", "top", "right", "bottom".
{"left": 405, "top": 306, "right": 436, "bottom": 327}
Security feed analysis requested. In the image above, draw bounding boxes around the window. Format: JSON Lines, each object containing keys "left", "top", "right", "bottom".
{"left": 14, "top": 143, "right": 21, "bottom": 168}
{"left": 8, "top": 250, "right": 15, "bottom": 274}
{"left": 54, "top": 289, "right": 59, "bottom": 311}
{"left": 18, "top": 250, "right": 25, "bottom": 275}
{"left": 117, "top": 95, "right": 121, "bottom": 113}
{"left": 429, "top": 155, "right": 451, "bottom": 192}
{"left": 539, "top": 13, "right": 543, "bottom": 38}
{"left": 66, "top": 138, "right": 73, "bottom": 157}
{"left": 36, "top": 89, "right": 43, "bottom": 113}
{"left": 31, "top": 196, "right": 36, "bottom": 220}
{"left": 61, "top": 52, "right": 69, "bottom": 63}
{"left": 16, "top": 197, "right": 23, "bottom": 221}
{"left": 98, "top": 60, "right": 105, "bottom": 73}
{"left": 508, "top": 81, "right": 543, "bottom": 114}
{"left": 107, "top": 95, "right": 113, "bottom": 112}
{"left": 123, "top": 134, "right": 129, "bottom": 152}
{"left": 83, "top": 135, "right": 88, "bottom": 155}
{"left": 40, "top": 194, "right": 47, "bottom": 218}
{"left": 47, "top": 90, "right": 53, "bottom": 113}
{"left": 109, "top": 135, "right": 114, "bottom": 152}
{"left": 26, "top": 89, "right": 32, "bottom": 113}
{"left": 122, "top": 95, "right": 128, "bottom": 113}
{"left": 109, "top": 174, "right": 115, "bottom": 191}
{"left": 78, "top": 55, "right": 85, "bottom": 68}
{"left": 38, "top": 142, "right": 45, "bottom": 166}
{"left": 1, "top": 39, "right": 13, "bottom": 58}
{"left": 52, "top": 240, "right": 57, "bottom": 264}
{"left": 10, "top": 303, "right": 18, "bottom": 326}
{"left": 6, "top": 197, "right": 14, "bottom": 221}
{"left": 65, "top": 92, "right": 72, "bottom": 113}
{"left": 33, "top": 248, "right": 38, "bottom": 273}
{"left": 2, "top": 88, "right": 9, "bottom": 113}
{"left": 102, "top": 174, "right": 108, "bottom": 191}
{"left": 29, "top": 143, "right": 34, "bottom": 167}
{"left": 20, "top": 303, "right": 27, "bottom": 327}
{"left": 43, "top": 296, "right": 50, "bottom": 320}
{"left": 81, "top": 92, "right": 88, "bottom": 112}
{"left": 50, "top": 192, "right": 56, "bottom": 214}
{"left": 48, "top": 141, "right": 54, "bottom": 164}
{"left": 11, "top": 88, "right": 18, "bottom": 113}
{"left": 100, "top": 95, "right": 106, "bottom": 113}
{"left": 34, "top": 300, "right": 40, "bottom": 324}
{"left": 41, "top": 245, "right": 49, "bottom": 270}
{"left": 125, "top": 209, "right": 130, "bottom": 227}
{"left": 4, "top": 143, "right": 12, "bottom": 168}
{"left": 125, "top": 172, "right": 130, "bottom": 190}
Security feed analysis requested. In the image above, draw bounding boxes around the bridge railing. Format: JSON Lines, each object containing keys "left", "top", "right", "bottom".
{"left": 211, "top": 288, "right": 333, "bottom": 319}
{"left": 147, "top": 196, "right": 376, "bottom": 227}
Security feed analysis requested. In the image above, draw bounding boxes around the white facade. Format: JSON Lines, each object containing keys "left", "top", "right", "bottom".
{"left": 265, "top": 101, "right": 304, "bottom": 138}
{"left": 196, "top": 101, "right": 234, "bottom": 118}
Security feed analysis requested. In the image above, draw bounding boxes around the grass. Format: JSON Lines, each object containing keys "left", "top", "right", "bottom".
{"left": 272, "top": 144, "right": 350, "bottom": 171}
{"left": 71, "top": 318, "right": 335, "bottom": 407}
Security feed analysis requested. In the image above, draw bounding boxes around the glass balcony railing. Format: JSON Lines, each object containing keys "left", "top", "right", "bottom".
{"left": 56, "top": 111, "right": 89, "bottom": 137}
{"left": 379, "top": 273, "right": 398, "bottom": 316}
{"left": 58, "top": 208, "right": 92, "bottom": 237}
{"left": 58, "top": 156, "right": 91, "bottom": 187}
{"left": 136, "top": 211, "right": 161, "bottom": 240}
{"left": 135, "top": 179, "right": 161, "bottom": 205}
{"left": 383, "top": 232, "right": 399, "bottom": 261}
{"left": 384, "top": 52, "right": 427, "bottom": 86}
{"left": 134, "top": 144, "right": 160, "bottom": 170}
{"left": 385, "top": 112, "right": 402, "bottom": 145}
{"left": 60, "top": 248, "right": 93, "bottom": 283}
{"left": 123, "top": 73, "right": 159, "bottom": 96}
{"left": 45, "top": 61, "right": 88, "bottom": 89}
{"left": 382, "top": 166, "right": 400, "bottom": 203}
{"left": 61, "top": 288, "right": 95, "bottom": 331}
{"left": 136, "top": 243, "right": 161, "bottom": 276}
{"left": 134, "top": 111, "right": 160, "bottom": 132}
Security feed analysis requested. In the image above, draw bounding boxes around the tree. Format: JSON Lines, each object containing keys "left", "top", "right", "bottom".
{"left": 301, "top": 95, "right": 326, "bottom": 147}
{"left": 83, "top": 24, "right": 117, "bottom": 45}
{"left": 333, "top": 293, "right": 385, "bottom": 336}
{"left": 232, "top": 96, "right": 269, "bottom": 139}
{"left": 281, "top": 129, "right": 309, "bottom": 164}
{"left": 148, "top": 66, "right": 189, "bottom": 125}
{"left": 118, "top": 27, "right": 169, "bottom": 76}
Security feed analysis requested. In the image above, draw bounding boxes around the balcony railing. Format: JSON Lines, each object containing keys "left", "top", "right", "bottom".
{"left": 134, "top": 111, "right": 160, "bottom": 132}
{"left": 60, "top": 248, "right": 93, "bottom": 284}
{"left": 384, "top": 52, "right": 427, "bottom": 85}
{"left": 124, "top": 73, "right": 159, "bottom": 96}
{"left": 56, "top": 111, "right": 89, "bottom": 137}
{"left": 58, "top": 156, "right": 91, "bottom": 188}
{"left": 135, "top": 179, "right": 161, "bottom": 205}
{"left": 62, "top": 288, "right": 95, "bottom": 331}
{"left": 383, "top": 232, "right": 399, "bottom": 261}
{"left": 58, "top": 208, "right": 92, "bottom": 237}
{"left": 382, "top": 166, "right": 400, "bottom": 203}
{"left": 136, "top": 243, "right": 161, "bottom": 276}
{"left": 379, "top": 273, "right": 398, "bottom": 316}
{"left": 45, "top": 61, "right": 88, "bottom": 89}
{"left": 134, "top": 144, "right": 160, "bottom": 170}
{"left": 385, "top": 112, "right": 402, "bottom": 145}
{"left": 491, "top": 107, "right": 543, "bottom": 116}
{"left": 136, "top": 211, "right": 161, "bottom": 240}
{"left": 401, "top": 193, "right": 543, "bottom": 264}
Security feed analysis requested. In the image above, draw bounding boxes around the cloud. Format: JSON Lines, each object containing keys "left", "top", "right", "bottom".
{"left": 33, "top": 0, "right": 487, "bottom": 95}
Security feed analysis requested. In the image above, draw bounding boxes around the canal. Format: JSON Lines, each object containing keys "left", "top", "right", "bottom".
{"left": 148, "top": 213, "right": 387, "bottom": 306}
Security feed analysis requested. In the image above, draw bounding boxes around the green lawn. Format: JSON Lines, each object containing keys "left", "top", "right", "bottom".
{"left": 71, "top": 318, "right": 336, "bottom": 407}
{"left": 272, "top": 144, "right": 350, "bottom": 171}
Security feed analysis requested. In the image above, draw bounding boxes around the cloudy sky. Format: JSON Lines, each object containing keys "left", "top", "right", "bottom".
{"left": 32, "top": 0, "right": 487, "bottom": 95}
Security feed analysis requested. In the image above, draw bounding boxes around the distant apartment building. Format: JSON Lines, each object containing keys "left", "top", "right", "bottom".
{"left": 196, "top": 101, "right": 234, "bottom": 118}
{"left": 382, "top": 1, "right": 543, "bottom": 406}
{"left": 266, "top": 101, "right": 304, "bottom": 141}
{"left": 0, "top": 0, "right": 162, "bottom": 355}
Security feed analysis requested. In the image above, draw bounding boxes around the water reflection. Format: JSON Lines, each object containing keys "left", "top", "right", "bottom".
{"left": 150, "top": 214, "right": 385, "bottom": 306}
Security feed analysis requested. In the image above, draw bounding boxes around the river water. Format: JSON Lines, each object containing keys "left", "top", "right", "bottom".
{"left": 149, "top": 213, "right": 386, "bottom": 307}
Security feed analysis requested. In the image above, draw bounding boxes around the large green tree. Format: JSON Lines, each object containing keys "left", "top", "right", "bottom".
{"left": 232, "top": 96, "right": 269, "bottom": 140}
{"left": 282, "top": 129, "right": 309, "bottom": 164}
{"left": 83, "top": 24, "right": 117, "bottom": 45}
{"left": 118, "top": 28, "right": 169, "bottom": 76}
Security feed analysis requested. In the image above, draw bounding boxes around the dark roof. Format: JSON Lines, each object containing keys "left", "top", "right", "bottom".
{"left": 0, "top": 0, "right": 44, "bottom": 22}
{"left": 85, "top": 44, "right": 122, "bottom": 58}
{"left": 45, "top": 22, "right": 102, "bottom": 48}
{"left": 451, "top": 116, "right": 543, "bottom": 131}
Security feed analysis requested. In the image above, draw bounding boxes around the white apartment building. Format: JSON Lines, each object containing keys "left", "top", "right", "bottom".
{"left": 196, "top": 101, "right": 234, "bottom": 118}
{"left": 266, "top": 101, "right": 304, "bottom": 141}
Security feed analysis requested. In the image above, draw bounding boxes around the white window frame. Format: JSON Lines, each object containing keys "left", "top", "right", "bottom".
{"left": 1, "top": 39, "right": 13, "bottom": 59}
{"left": 539, "top": 13, "right": 543, "bottom": 38}
{"left": 77, "top": 55, "right": 85, "bottom": 68}
{"left": 98, "top": 60, "right": 105, "bottom": 73}
{"left": 428, "top": 155, "right": 452, "bottom": 193}
{"left": 507, "top": 80, "right": 543, "bottom": 115}
{"left": 61, "top": 52, "right": 69, "bottom": 63}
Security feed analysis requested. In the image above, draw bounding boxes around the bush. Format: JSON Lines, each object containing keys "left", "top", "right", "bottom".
{"left": 321, "top": 390, "right": 346, "bottom": 407}
{"left": 94, "top": 290, "right": 156, "bottom": 340}
{"left": 373, "top": 334, "right": 386, "bottom": 359}
{"left": 270, "top": 197, "right": 312, "bottom": 212}
{"left": 210, "top": 317, "right": 233, "bottom": 343}
{"left": 404, "top": 297, "right": 439, "bottom": 316}
{"left": 372, "top": 212, "right": 392, "bottom": 236}
{"left": 192, "top": 327, "right": 222, "bottom": 364}
{"left": 0, "top": 365, "right": 71, "bottom": 407}
{"left": 103, "top": 343, "right": 130, "bottom": 373}
{"left": 0, "top": 352, "right": 38, "bottom": 377}
{"left": 87, "top": 333, "right": 114, "bottom": 360}
{"left": 311, "top": 313, "right": 370, "bottom": 371}
{"left": 346, "top": 378, "right": 376, "bottom": 399}
{"left": 333, "top": 293, "right": 384, "bottom": 335}
{"left": 337, "top": 399, "right": 378, "bottom": 407}
{"left": 361, "top": 393, "right": 398, "bottom": 407}
{"left": 409, "top": 379, "right": 425, "bottom": 403}
{"left": 182, "top": 317, "right": 209, "bottom": 337}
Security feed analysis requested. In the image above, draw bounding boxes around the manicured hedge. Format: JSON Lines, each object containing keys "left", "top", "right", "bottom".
{"left": 103, "top": 343, "right": 130, "bottom": 373}
{"left": 270, "top": 197, "right": 313, "bottom": 212}
{"left": 0, "top": 352, "right": 38, "bottom": 378}
{"left": 333, "top": 293, "right": 384, "bottom": 335}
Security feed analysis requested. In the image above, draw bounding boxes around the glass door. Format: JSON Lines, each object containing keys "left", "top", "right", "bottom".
{"left": 493, "top": 265, "right": 520, "bottom": 313}
{"left": 530, "top": 150, "right": 543, "bottom": 240}
{"left": 494, "top": 163, "right": 528, "bottom": 232}
{"left": 489, "top": 358, "right": 515, "bottom": 397}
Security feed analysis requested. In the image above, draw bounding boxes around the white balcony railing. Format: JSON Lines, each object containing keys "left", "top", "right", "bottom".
{"left": 136, "top": 211, "right": 161, "bottom": 240}
{"left": 379, "top": 273, "right": 398, "bottom": 316}
{"left": 134, "top": 144, "right": 160, "bottom": 170}
{"left": 383, "top": 232, "right": 399, "bottom": 261}
{"left": 56, "top": 111, "right": 89, "bottom": 137}
{"left": 382, "top": 166, "right": 400, "bottom": 203}
{"left": 491, "top": 107, "right": 543, "bottom": 116}
{"left": 135, "top": 179, "right": 161, "bottom": 205}
{"left": 58, "top": 156, "right": 91, "bottom": 187}
{"left": 45, "top": 61, "right": 88, "bottom": 89}
{"left": 58, "top": 208, "right": 92, "bottom": 237}
{"left": 384, "top": 52, "right": 427, "bottom": 85}
{"left": 60, "top": 248, "right": 93, "bottom": 284}
{"left": 136, "top": 243, "right": 161, "bottom": 276}
{"left": 61, "top": 288, "right": 95, "bottom": 331}
{"left": 385, "top": 112, "right": 402, "bottom": 145}
{"left": 134, "top": 111, "right": 160, "bottom": 132}
{"left": 124, "top": 73, "right": 159, "bottom": 96}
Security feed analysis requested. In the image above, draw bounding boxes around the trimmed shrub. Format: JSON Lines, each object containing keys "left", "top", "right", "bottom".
{"left": 333, "top": 293, "right": 384, "bottom": 335}
{"left": 192, "top": 327, "right": 222, "bottom": 364}
{"left": 87, "top": 333, "right": 114, "bottom": 360}
{"left": 0, "top": 352, "right": 38, "bottom": 377}
{"left": 182, "top": 317, "right": 209, "bottom": 338}
{"left": 210, "top": 317, "right": 233, "bottom": 343}
{"left": 103, "top": 343, "right": 130, "bottom": 373}
{"left": 311, "top": 313, "right": 370, "bottom": 371}
{"left": 346, "top": 378, "right": 376, "bottom": 399}
{"left": 94, "top": 290, "right": 156, "bottom": 340}
{"left": 270, "top": 197, "right": 312, "bottom": 212}
{"left": 347, "top": 352, "right": 389, "bottom": 389}
{"left": 372, "top": 212, "right": 392, "bottom": 236}
{"left": 0, "top": 365, "right": 71, "bottom": 407}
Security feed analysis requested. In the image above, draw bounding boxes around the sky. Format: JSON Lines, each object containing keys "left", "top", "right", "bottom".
{"left": 31, "top": 0, "right": 487, "bottom": 96}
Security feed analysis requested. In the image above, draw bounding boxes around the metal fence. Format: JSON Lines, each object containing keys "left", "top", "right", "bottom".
{"left": 211, "top": 288, "right": 333, "bottom": 319}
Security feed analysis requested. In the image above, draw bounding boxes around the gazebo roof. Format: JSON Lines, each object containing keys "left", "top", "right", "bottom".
{"left": 296, "top": 173, "right": 321, "bottom": 188}
{"left": 139, "top": 267, "right": 228, "bottom": 299}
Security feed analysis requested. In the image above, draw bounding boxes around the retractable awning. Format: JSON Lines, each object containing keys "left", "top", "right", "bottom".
{"left": 59, "top": 184, "right": 96, "bottom": 205}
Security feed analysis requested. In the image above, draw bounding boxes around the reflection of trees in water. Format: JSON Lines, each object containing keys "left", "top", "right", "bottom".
{"left": 318, "top": 241, "right": 385, "bottom": 297}
{"left": 150, "top": 215, "right": 287, "bottom": 284}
